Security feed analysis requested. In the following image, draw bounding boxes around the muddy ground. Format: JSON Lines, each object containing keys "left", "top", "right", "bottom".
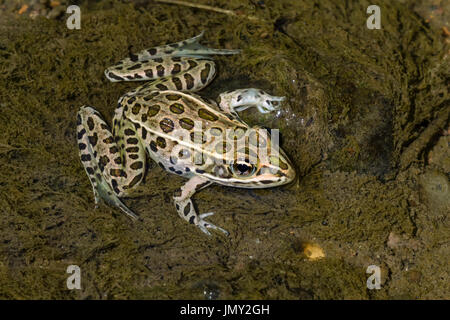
{"left": 0, "top": 0, "right": 448, "bottom": 299}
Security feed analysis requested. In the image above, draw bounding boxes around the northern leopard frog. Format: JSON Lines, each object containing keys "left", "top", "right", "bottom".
{"left": 77, "top": 32, "right": 295, "bottom": 236}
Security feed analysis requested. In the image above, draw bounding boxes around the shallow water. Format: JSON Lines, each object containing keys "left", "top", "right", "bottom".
{"left": 0, "top": 0, "right": 448, "bottom": 299}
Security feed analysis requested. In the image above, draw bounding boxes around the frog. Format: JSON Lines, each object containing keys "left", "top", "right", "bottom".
{"left": 76, "top": 32, "right": 296, "bottom": 236}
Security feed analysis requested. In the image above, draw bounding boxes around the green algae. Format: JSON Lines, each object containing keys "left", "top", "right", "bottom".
{"left": 0, "top": 0, "right": 448, "bottom": 299}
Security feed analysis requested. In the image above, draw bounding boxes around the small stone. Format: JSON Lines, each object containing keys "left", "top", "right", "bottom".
{"left": 303, "top": 243, "right": 325, "bottom": 260}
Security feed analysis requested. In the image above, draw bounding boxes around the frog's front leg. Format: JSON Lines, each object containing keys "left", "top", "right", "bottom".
{"left": 218, "top": 88, "right": 285, "bottom": 116}
{"left": 173, "top": 176, "right": 229, "bottom": 236}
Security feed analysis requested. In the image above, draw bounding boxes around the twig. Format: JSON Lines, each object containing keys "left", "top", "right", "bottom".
{"left": 154, "top": 0, "right": 261, "bottom": 22}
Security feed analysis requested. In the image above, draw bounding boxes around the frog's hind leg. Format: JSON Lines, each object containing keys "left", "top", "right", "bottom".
{"left": 127, "top": 59, "right": 219, "bottom": 96}
{"left": 105, "top": 31, "right": 240, "bottom": 82}
{"left": 77, "top": 106, "right": 146, "bottom": 220}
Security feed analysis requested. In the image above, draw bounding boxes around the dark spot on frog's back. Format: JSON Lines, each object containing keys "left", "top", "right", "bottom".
{"left": 156, "top": 136, "right": 166, "bottom": 148}
{"left": 156, "top": 65, "right": 165, "bottom": 77}
{"left": 126, "top": 146, "right": 139, "bottom": 153}
{"left": 80, "top": 154, "right": 91, "bottom": 162}
{"left": 166, "top": 94, "right": 181, "bottom": 101}
{"left": 144, "top": 69, "right": 153, "bottom": 78}
{"left": 179, "top": 118, "right": 194, "bottom": 130}
{"left": 103, "top": 136, "right": 114, "bottom": 144}
{"left": 184, "top": 202, "right": 191, "bottom": 216}
{"left": 171, "top": 63, "right": 181, "bottom": 75}
{"left": 127, "top": 137, "right": 139, "bottom": 145}
{"left": 88, "top": 133, "right": 98, "bottom": 146}
{"left": 130, "top": 161, "right": 143, "bottom": 170}
{"left": 132, "top": 103, "right": 141, "bottom": 115}
{"left": 87, "top": 117, "right": 95, "bottom": 131}
{"left": 109, "top": 146, "right": 119, "bottom": 154}
{"left": 156, "top": 83, "right": 169, "bottom": 90}
{"left": 188, "top": 60, "right": 198, "bottom": 68}
{"left": 147, "top": 104, "right": 160, "bottom": 117}
{"left": 127, "top": 96, "right": 136, "bottom": 104}
{"left": 183, "top": 73, "right": 195, "bottom": 90}
{"left": 148, "top": 48, "right": 157, "bottom": 55}
{"left": 77, "top": 128, "right": 86, "bottom": 139}
{"left": 160, "top": 118, "right": 174, "bottom": 133}
{"left": 170, "top": 103, "right": 184, "bottom": 114}
{"left": 150, "top": 141, "right": 158, "bottom": 152}
{"left": 172, "top": 77, "right": 183, "bottom": 90}
{"left": 141, "top": 127, "right": 147, "bottom": 140}
{"left": 127, "top": 64, "right": 142, "bottom": 71}
{"left": 198, "top": 108, "right": 218, "bottom": 121}
{"left": 108, "top": 72, "right": 124, "bottom": 81}
{"left": 110, "top": 168, "right": 127, "bottom": 178}
{"left": 111, "top": 179, "right": 121, "bottom": 194}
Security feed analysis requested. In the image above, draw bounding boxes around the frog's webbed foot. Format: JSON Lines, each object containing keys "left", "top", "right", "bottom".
{"left": 218, "top": 88, "right": 285, "bottom": 116}
{"left": 95, "top": 179, "right": 139, "bottom": 220}
{"left": 170, "top": 31, "right": 241, "bottom": 58}
{"left": 197, "top": 212, "right": 229, "bottom": 237}
{"left": 81, "top": 160, "right": 139, "bottom": 220}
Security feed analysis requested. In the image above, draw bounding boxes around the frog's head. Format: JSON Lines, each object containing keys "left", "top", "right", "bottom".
{"left": 203, "top": 128, "right": 296, "bottom": 188}
{"left": 228, "top": 149, "right": 296, "bottom": 188}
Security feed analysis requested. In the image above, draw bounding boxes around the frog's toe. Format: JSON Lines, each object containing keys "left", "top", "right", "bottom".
{"left": 95, "top": 177, "right": 139, "bottom": 220}
{"left": 198, "top": 212, "right": 229, "bottom": 236}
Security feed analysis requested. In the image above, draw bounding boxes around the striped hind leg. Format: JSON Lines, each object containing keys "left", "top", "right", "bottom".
{"left": 127, "top": 59, "right": 218, "bottom": 96}
{"left": 77, "top": 106, "right": 146, "bottom": 219}
{"left": 104, "top": 31, "right": 239, "bottom": 82}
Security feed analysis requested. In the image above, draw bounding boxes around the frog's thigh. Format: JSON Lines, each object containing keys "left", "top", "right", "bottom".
{"left": 131, "top": 59, "right": 217, "bottom": 96}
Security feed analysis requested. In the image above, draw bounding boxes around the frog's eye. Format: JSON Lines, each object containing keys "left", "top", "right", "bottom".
{"left": 231, "top": 161, "right": 256, "bottom": 177}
